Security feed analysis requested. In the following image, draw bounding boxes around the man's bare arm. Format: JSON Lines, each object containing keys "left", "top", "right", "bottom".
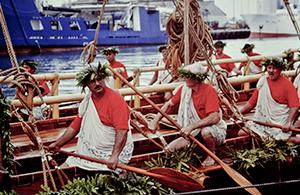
{"left": 106, "top": 129, "right": 128, "bottom": 170}
{"left": 148, "top": 99, "right": 174, "bottom": 131}
{"left": 48, "top": 127, "right": 78, "bottom": 150}
{"left": 181, "top": 112, "right": 220, "bottom": 135}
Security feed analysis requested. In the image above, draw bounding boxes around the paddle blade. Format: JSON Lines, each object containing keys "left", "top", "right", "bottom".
{"left": 221, "top": 162, "right": 261, "bottom": 195}
{"left": 148, "top": 167, "right": 206, "bottom": 192}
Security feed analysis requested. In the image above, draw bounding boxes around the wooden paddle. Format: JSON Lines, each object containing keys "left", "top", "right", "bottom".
{"left": 108, "top": 66, "right": 261, "bottom": 195}
{"left": 246, "top": 118, "right": 300, "bottom": 133}
{"left": 56, "top": 149, "right": 204, "bottom": 192}
{"left": 131, "top": 110, "right": 170, "bottom": 152}
{"left": 130, "top": 119, "right": 166, "bottom": 151}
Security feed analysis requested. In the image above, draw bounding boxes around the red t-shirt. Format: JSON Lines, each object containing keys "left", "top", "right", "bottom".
{"left": 39, "top": 80, "right": 50, "bottom": 96}
{"left": 240, "top": 52, "right": 262, "bottom": 69}
{"left": 111, "top": 61, "right": 128, "bottom": 79}
{"left": 70, "top": 87, "right": 130, "bottom": 132}
{"left": 171, "top": 84, "right": 220, "bottom": 119}
{"left": 249, "top": 76, "right": 300, "bottom": 107}
{"left": 215, "top": 53, "right": 235, "bottom": 72}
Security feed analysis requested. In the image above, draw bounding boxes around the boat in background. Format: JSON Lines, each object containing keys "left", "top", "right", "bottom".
{"left": 0, "top": 0, "right": 250, "bottom": 55}
{"left": 242, "top": 1, "right": 300, "bottom": 38}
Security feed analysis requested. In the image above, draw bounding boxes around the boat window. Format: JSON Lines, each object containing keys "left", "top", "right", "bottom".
{"left": 85, "top": 21, "right": 98, "bottom": 30}
{"left": 69, "top": 21, "right": 80, "bottom": 30}
{"left": 51, "top": 20, "right": 63, "bottom": 30}
{"left": 30, "top": 20, "right": 44, "bottom": 31}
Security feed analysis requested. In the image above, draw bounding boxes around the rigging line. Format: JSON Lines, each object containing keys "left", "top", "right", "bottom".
{"left": 175, "top": 178, "right": 300, "bottom": 194}
{"left": 283, "top": 0, "right": 300, "bottom": 40}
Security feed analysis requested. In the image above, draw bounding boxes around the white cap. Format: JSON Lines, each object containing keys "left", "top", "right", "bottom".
{"left": 183, "top": 61, "right": 208, "bottom": 75}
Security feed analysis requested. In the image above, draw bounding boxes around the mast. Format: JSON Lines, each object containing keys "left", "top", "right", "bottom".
{"left": 184, "top": 0, "right": 189, "bottom": 65}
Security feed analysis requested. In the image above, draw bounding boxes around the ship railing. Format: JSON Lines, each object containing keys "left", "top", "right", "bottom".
{"left": 133, "top": 49, "right": 300, "bottom": 90}
{"left": 7, "top": 70, "right": 297, "bottom": 119}
{"left": 2, "top": 50, "right": 300, "bottom": 119}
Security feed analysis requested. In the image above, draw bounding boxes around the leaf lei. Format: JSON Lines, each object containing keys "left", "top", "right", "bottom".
{"left": 262, "top": 57, "right": 286, "bottom": 70}
{"left": 0, "top": 89, "right": 14, "bottom": 174}
{"left": 178, "top": 67, "right": 208, "bottom": 82}
{"left": 75, "top": 63, "right": 111, "bottom": 91}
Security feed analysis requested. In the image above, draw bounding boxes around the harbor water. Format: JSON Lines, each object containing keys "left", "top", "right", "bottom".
{"left": 1, "top": 37, "right": 300, "bottom": 97}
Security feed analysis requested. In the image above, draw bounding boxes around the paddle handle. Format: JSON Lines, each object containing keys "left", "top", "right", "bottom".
{"left": 130, "top": 120, "right": 165, "bottom": 151}
{"left": 252, "top": 119, "right": 300, "bottom": 133}
{"left": 56, "top": 149, "right": 165, "bottom": 179}
{"left": 132, "top": 111, "right": 170, "bottom": 151}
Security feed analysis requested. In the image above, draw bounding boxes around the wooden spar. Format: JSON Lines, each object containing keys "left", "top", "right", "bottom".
{"left": 134, "top": 49, "right": 300, "bottom": 73}
{"left": 10, "top": 83, "right": 181, "bottom": 107}
{"left": 0, "top": 73, "right": 77, "bottom": 83}
{"left": 228, "top": 70, "right": 296, "bottom": 85}
{"left": 198, "top": 51, "right": 300, "bottom": 67}
{"left": 10, "top": 70, "right": 297, "bottom": 107}
{"left": 0, "top": 49, "right": 296, "bottom": 84}
{"left": 184, "top": 0, "right": 190, "bottom": 65}
{"left": 246, "top": 118, "right": 300, "bottom": 133}
{"left": 56, "top": 149, "right": 205, "bottom": 192}
{"left": 0, "top": 68, "right": 126, "bottom": 84}
{"left": 108, "top": 65, "right": 262, "bottom": 195}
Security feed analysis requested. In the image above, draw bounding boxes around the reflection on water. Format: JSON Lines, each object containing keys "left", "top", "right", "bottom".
{"left": 1, "top": 37, "right": 300, "bottom": 97}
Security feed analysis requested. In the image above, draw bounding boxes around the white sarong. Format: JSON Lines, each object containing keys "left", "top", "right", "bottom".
{"left": 246, "top": 75, "right": 291, "bottom": 140}
{"left": 177, "top": 84, "right": 227, "bottom": 145}
{"left": 248, "top": 62, "right": 262, "bottom": 75}
{"left": 66, "top": 93, "right": 134, "bottom": 172}
{"left": 154, "top": 60, "right": 173, "bottom": 85}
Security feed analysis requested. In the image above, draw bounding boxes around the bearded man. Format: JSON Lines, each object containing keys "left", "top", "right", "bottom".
{"left": 49, "top": 64, "right": 133, "bottom": 173}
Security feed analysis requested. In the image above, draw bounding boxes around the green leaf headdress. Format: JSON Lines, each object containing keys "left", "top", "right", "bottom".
{"left": 214, "top": 41, "right": 226, "bottom": 48}
{"left": 241, "top": 43, "right": 255, "bottom": 53}
{"left": 262, "top": 57, "right": 286, "bottom": 71}
{"left": 178, "top": 62, "right": 208, "bottom": 82}
{"left": 102, "top": 47, "right": 119, "bottom": 55}
{"left": 75, "top": 63, "right": 112, "bottom": 92}
{"left": 20, "top": 59, "right": 38, "bottom": 71}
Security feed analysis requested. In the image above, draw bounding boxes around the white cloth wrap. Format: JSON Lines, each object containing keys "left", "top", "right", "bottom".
{"left": 154, "top": 60, "right": 172, "bottom": 84}
{"left": 248, "top": 62, "right": 262, "bottom": 75}
{"left": 78, "top": 90, "right": 91, "bottom": 117}
{"left": 246, "top": 75, "right": 291, "bottom": 140}
{"left": 66, "top": 94, "right": 134, "bottom": 173}
{"left": 177, "top": 84, "right": 226, "bottom": 145}
{"left": 293, "top": 73, "right": 300, "bottom": 98}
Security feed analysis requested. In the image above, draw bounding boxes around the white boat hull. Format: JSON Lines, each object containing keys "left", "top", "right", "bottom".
{"left": 242, "top": 13, "right": 299, "bottom": 38}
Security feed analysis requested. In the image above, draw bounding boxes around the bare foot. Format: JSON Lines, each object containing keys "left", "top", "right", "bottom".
{"left": 201, "top": 156, "right": 215, "bottom": 167}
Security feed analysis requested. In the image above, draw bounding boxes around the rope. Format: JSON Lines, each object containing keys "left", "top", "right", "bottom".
{"left": 166, "top": 0, "right": 214, "bottom": 77}
{"left": 175, "top": 178, "right": 300, "bottom": 194}
{"left": 0, "top": 3, "right": 56, "bottom": 190}
{"left": 0, "top": 3, "right": 18, "bottom": 69}
{"left": 167, "top": 0, "right": 240, "bottom": 118}
{"left": 283, "top": 0, "right": 300, "bottom": 41}
{"left": 166, "top": 1, "right": 258, "bottom": 144}
{"left": 80, "top": 0, "right": 108, "bottom": 65}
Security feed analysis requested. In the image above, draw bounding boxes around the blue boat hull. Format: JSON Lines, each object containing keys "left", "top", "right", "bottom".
{"left": 0, "top": 0, "right": 249, "bottom": 53}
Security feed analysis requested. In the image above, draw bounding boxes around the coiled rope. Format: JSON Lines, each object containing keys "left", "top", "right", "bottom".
{"left": 167, "top": 0, "right": 240, "bottom": 105}
{"left": 165, "top": 0, "right": 214, "bottom": 77}
{"left": 165, "top": 1, "right": 255, "bottom": 142}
